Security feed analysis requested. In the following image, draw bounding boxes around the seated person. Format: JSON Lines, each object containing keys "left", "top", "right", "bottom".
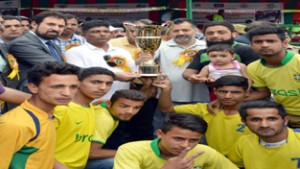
{"left": 114, "top": 113, "right": 238, "bottom": 169}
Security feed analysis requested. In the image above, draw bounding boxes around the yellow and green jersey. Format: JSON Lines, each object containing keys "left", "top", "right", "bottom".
{"left": 54, "top": 102, "right": 96, "bottom": 169}
{"left": 92, "top": 103, "right": 119, "bottom": 144}
{"left": 114, "top": 139, "right": 238, "bottom": 169}
{"left": 0, "top": 100, "right": 56, "bottom": 169}
{"left": 228, "top": 128, "right": 300, "bottom": 169}
{"left": 174, "top": 103, "right": 251, "bottom": 155}
{"left": 247, "top": 51, "right": 300, "bottom": 116}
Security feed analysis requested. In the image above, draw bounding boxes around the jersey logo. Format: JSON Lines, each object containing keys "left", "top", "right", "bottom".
{"left": 291, "top": 158, "right": 300, "bottom": 168}
{"left": 236, "top": 124, "right": 246, "bottom": 132}
{"left": 75, "top": 133, "right": 93, "bottom": 142}
{"left": 75, "top": 121, "right": 83, "bottom": 125}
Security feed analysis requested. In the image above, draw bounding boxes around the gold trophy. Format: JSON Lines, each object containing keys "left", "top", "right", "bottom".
{"left": 124, "top": 21, "right": 172, "bottom": 76}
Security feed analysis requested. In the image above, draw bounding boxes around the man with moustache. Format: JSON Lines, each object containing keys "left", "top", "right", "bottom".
{"left": 183, "top": 21, "right": 260, "bottom": 85}
{"left": 156, "top": 18, "right": 208, "bottom": 105}
{"left": 228, "top": 100, "right": 300, "bottom": 169}
{"left": 54, "top": 13, "right": 85, "bottom": 54}
{"left": 9, "top": 11, "right": 66, "bottom": 91}
{"left": 0, "top": 15, "right": 22, "bottom": 45}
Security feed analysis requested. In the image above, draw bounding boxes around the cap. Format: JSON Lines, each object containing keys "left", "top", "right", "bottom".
{"left": 233, "top": 24, "right": 246, "bottom": 34}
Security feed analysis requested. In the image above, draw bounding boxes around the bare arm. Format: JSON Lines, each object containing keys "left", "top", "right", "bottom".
{"left": 197, "top": 66, "right": 211, "bottom": 83}
{"left": 239, "top": 63, "right": 252, "bottom": 91}
{"left": 244, "top": 87, "right": 271, "bottom": 101}
{"left": 182, "top": 68, "right": 199, "bottom": 82}
{"left": 182, "top": 69, "right": 207, "bottom": 84}
{"left": 89, "top": 142, "right": 116, "bottom": 159}
{"left": 53, "top": 160, "right": 69, "bottom": 169}
{"left": 152, "top": 76, "right": 175, "bottom": 113}
{"left": 1, "top": 87, "right": 31, "bottom": 104}
{"left": 114, "top": 71, "right": 140, "bottom": 82}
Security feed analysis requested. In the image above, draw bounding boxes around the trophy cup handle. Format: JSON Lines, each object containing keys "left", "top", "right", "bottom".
{"left": 123, "top": 22, "right": 137, "bottom": 27}
{"left": 161, "top": 21, "right": 173, "bottom": 29}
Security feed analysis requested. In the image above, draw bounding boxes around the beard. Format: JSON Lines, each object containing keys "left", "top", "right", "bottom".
{"left": 174, "top": 35, "right": 193, "bottom": 44}
{"left": 35, "top": 25, "right": 59, "bottom": 40}
{"left": 206, "top": 37, "right": 235, "bottom": 47}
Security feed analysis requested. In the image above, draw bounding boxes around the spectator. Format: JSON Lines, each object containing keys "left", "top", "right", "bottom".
{"left": 18, "top": 15, "right": 31, "bottom": 34}
{"left": 54, "top": 13, "right": 86, "bottom": 53}
{"left": 9, "top": 11, "right": 66, "bottom": 92}
{"left": 0, "top": 15, "right": 22, "bottom": 45}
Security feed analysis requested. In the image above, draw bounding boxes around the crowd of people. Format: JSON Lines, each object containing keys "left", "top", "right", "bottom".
{"left": 0, "top": 10, "right": 300, "bottom": 169}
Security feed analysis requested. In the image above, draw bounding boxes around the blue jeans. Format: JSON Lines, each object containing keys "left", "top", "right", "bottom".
{"left": 85, "top": 158, "right": 114, "bottom": 169}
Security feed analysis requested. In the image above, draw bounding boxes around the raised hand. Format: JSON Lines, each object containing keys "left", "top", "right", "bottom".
{"left": 161, "top": 147, "right": 205, "bottom": 169}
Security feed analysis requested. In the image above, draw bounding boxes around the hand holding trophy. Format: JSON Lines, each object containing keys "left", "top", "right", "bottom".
{"left": 124, "top": 21, "right": 172, "bottom": 76}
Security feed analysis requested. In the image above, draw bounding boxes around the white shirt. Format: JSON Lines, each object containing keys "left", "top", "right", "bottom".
{"left": 65, "top": 42, "right": 137, "bottom": 99}
{"left": 156, "top": 38, "right": 209, "bottom": 102}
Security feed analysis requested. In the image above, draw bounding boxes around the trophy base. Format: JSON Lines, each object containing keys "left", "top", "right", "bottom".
{"left": 138, "top": 65, "right": 159, "bottom": 76}
{"left": 140, "top": 74, "right": 159, "bottom": 77}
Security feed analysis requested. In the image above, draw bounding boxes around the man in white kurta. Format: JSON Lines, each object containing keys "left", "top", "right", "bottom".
{"left": 156, "top": 18, "right": 209, "bottom": 103}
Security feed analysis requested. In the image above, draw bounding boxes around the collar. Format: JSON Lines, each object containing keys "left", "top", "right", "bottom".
{"left": 166, "top": 38, "right": 205, "bottom": 49}
{"left": 57, "top": 34, "right": 83, "bottom": 42}
{"left": 29, "top": 30, "right": 49, "bottom": 44}
{"left": 21, "top": 100, "right": 52, "bottom": 120}
{"left": 85, "top": 42, "right": 116, "bottom": 52}
{"left": 150, "top": 138, "right": 162, "bottom": 157}
{"left": 120, "top": 37, "right": 136, "bottom": 47}
{"left": 260, "top": 50, "right": 294, "bottom": 67}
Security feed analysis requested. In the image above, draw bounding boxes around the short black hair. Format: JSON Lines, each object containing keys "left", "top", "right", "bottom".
{"left": 172, "top": 18, "right": 196, "bottom": 28}
{"left": 64, "top": 13, "right": 80, "bottom": 22}
{"left": 203, "top": 21, "right": 235, "bottom": 33}
{"left": 160, "top": 113, "right": 208, "bottom": 134}
{"left": 207, "top": 44, "right": 235, "bottom": 55}
{"left": 2, "top": 15, "right": 20, "bottom": 22}
{"left": 214, "top": 75, "right": 249, "bottom": 91}
{"left": 27, "top": 61, "right": 80, "bottom": 86}
{"left": 18, "top": 15, "right": 31, "bottom": 22}
{"left": 110, "top": 89, "right": 147, "bottom": 105}
{"left": 248, "top": 26, "right": 286, "bottom": 42}
{"left": 79, "top": 67, "right": 115, "bottom": 81}
{"left": 239, "top": 100, "right": 287, "bottom": 121}
{"left": 33, "top": 11, "right": 66, "bottom": 25}
{"left": 81, "top": 20, "right": 110, "bottom": 33}
{"left": 134, "top": 19, "right": 153, "bottom": 25}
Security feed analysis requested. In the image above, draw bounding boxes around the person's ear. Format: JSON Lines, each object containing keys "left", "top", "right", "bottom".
{"left": 156, "top": 129, "right": 164, "bottom": 138}
{"left": 232, "top": 31, "right": 238, "bottom": 38}
{"left": 284, "top": 116, "right": 289, "bottom": 126}
{"left": 30, "top": 21, "right": 37, "bottom": 30}
{"left": 27, "top": 83, "right": 38, "bottom": 94}
{"left": 282, "top": 39, "right": 289, "bottom": 48}
{"left": 213, "top": 87, "right": 217, "bottom": 95}
{"left": 232, "top": 53, "right": 236, "bottom": 60}
{"left": 106, "top": 101, "right": 111, "bottom": 108}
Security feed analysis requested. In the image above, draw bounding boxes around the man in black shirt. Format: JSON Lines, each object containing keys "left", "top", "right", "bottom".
{"left": 183, "top": 21, "right": 260, "bottom": 84}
